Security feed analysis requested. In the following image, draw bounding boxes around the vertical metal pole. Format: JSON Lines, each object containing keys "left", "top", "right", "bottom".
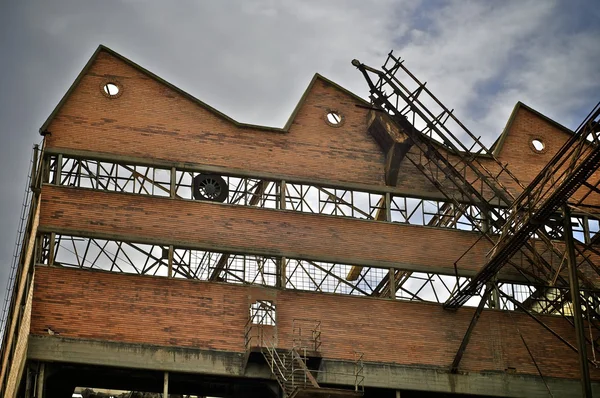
{"left": 278, "top": 257, "right": 287, "bottom": 289}
{"left": 385, "top": 193, "right": 394, "bottom": 299}
{"left": 163, "top": 371, "right": 169, "bottom": 398}
{"left": 563, "top": 205, "right": 592, "bottom": 398}
{"left": 385, "top": 192, "right": 392, "bottom": 222}
{"left": 388, "top": 268, "right": 396, "bottom": 299}
{"left": 170, "top": 167, "right": 176, "bottom": 198}
{"left": 279, "top": 180, "right": 286, "bottom": 210}
{"left": 583, "top": 216, "right": 591, "bottom": 245}
{"left": 491, "top": 278, "right": 500, "bottom": 309}
{"left": 481, "top": 210, "right": 500, "bottom": 309}
{"left": 54, "top": 154, "right": 62, "bottom": 185}
{"left": 277, "top": 180, "right": 287, "bottom": 288}
{"left": 42, "top": 156, "right": 51, "bottom": 185}
{"left": 30, "top": 145, "right": 39, "bottom": 192}
{"left": 36, "top": 363, "right": 44, "bottom": 398}
{"left": 48, "top": 233, "right": 56, "bottom": 266}
{"left": 167, "top": 245, "right": 174, "bottom": 278}
{"left": 24, "top": 366, "right": 33, "bottom": 398}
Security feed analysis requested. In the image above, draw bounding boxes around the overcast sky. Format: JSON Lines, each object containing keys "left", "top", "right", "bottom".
{"left": 0, "top": 0, "right": 598, "bottom": 299}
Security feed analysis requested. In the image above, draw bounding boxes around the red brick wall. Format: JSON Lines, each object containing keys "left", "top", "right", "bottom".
{"left": 40, "top": 185, "right": 600, "bottom": 284}
{"left": 39, "top": 184, "right": 516, "bottom": 279}
{"left": 32, "top": 266, "right": 598, "bottom": 381}
{"left": 43, "top": 49, "right": 597, "bottom": 207}
{"left": 45, "top": 50, "right": 385, "bottom": 187}
{"left": 496, "top": 107, "right": 600, "bottom": 205}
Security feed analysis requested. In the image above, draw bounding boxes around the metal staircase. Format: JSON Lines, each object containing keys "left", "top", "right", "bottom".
{"left": 245, "top": 318, "right": 364, "bottom": 398}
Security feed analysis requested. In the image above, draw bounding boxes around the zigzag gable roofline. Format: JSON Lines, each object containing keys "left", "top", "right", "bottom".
{"left": 39, "top": 44, "right": 370, "bottom": 135}
{"left": 39, "top": 45, "right": 573, "bottom": 163}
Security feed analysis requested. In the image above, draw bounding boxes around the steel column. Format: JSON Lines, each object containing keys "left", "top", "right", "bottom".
{"left": 54, "top": 154, "right": 62, "bottom": 185}
{"left": 564, "top": 205, "right": 592, "bottom": 398}
{"left": 167, "top": 245, "right": 174, "bottom": 278}
{"left": 170, "top": 167, "right": 176, "bottom": 198}
{"left": 279, "top": 180, "right": 286, "bottom": 210}
{"left": 35, "top": 363, "right": 44, "bottom": 398}
{"left": 388, "top": 268, "right": 395, "bottom": 299}
{"left": 278, "top": 257, "right": 287, "bottom": 289}
{"left": 163, "top": 371, "right": 169, "bottom": 398}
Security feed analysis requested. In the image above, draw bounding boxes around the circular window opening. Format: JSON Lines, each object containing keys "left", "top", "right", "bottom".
{"left": 531, "top": 139, "right": 545, "bottom": 152}
{"left": 103, "top": 83, "right": 120, "bottom": 96}
{"left": 326, "top": 111, "right": 343, "bottom": 126}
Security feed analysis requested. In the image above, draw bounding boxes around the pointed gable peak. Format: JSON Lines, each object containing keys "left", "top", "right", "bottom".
{"left": 491, "top": 101, "right": 573, "bottom": 156}
{"left": 282, "top": 73, "right": 369, "bottom": 131}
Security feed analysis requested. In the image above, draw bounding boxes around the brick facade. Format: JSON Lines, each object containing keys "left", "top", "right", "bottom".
{"left": 39, "top": 184, "right": 509, "bottom": 279}
{"left": 18, "top": 46, "right": 599, "bottom": 394}
{"left": 32, "top": 266, "right": 598, "bottom": 381}
{"left": 42, "top": 49, "right": 598, "bottom": 207}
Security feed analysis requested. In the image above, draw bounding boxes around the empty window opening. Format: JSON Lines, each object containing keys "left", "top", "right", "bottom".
{"left": 326, "top": 111, "right": 343, "bottom": 126}
{"left": 103, "top": 82, "right": 120, "bottom": 97}
{"left": 250, "top": 300, "right": 276, "bottom": 326}
{"left": 531, "top": 139, "right": 545, "bottom": 152}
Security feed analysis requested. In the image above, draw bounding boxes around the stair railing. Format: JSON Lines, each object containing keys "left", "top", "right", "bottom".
{"left": 292, "top": 318, "right": 322, "bottom": 352}
{"left": 263, "top": 337, "right": 290, "bottom": 387}
{"left": 354, "top": 351, "right": 365, "bottom": 392}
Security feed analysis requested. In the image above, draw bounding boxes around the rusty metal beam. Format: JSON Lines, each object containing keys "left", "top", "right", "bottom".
{"left": 564, "top": 205, "right": 593, "bottom": 398}
{"left": 450, "top": 287, "right": 492, "bottom": 373}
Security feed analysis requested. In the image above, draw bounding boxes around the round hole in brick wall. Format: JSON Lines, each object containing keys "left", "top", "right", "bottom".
{"left": 325, "top": 111, "right": 344, "bottom": 127}
{"left": 103, "top": 83, "right": 120, "bottom": 96}
{"left": 531, "top": 139, "right": 545, "bottom": 152}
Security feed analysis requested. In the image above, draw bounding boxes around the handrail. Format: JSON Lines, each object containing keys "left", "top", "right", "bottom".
{"left": 286, "top": 365, "right": 366, "bottom": 392}
{"left": 292, "top": 318, "right": 322, "bottom": 352}
{"left": 248, "top": 319, "right": 365, "bottom": 394}
{"left": 264, "top": 339, "right": 289, "bottom": 385}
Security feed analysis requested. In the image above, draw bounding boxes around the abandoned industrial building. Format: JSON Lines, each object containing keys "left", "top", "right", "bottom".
{"left": 1, "top": 44, "right": 600, "bottom": 397}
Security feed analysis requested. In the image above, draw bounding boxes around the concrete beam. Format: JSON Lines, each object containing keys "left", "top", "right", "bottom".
{"left": 319, "top": 360, "right": 600, "bottom": 398}
{"left": 28, "top": 336, "right": 599, "bottom": 398}
{"left": 27, "top": 336, "right": 271, "bottom": 379}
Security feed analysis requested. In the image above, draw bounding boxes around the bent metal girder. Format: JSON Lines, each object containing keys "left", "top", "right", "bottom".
{"left": 352, "top": 53, "right": 580, "bottom": 300}
{"left": 446, "top": 102, "right": 600, "bottom": 308}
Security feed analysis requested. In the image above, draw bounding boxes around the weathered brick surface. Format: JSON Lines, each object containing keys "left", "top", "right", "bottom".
{"left": 39, "top": 184, "right": 512, "bottom": 278}
{"left": 493, "top": 107, "right": 600, "bottom": 204}
{"left": 39, "top": 185, "right": 600, "bottom": 285}
{"left": 32, "top": 266, "right": 249, "bottom": 351}
{"left": 43, "top": 49, "right": 598, "bottom": 208}
{"left": 32, "top": 266, "right": 599, "bottom": 381}
{"left": 45, "top": 50, "right": 385, "bottom": 187}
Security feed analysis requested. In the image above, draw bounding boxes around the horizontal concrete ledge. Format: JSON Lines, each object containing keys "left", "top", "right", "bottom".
{"left": 27, "top": 335, "right": 270, "bottom": 379}
{"left": 29, "top": 336, "right": 598, "bottom": 398}
{"left": 320, "top": 360, "right": 600, "bottom": 398}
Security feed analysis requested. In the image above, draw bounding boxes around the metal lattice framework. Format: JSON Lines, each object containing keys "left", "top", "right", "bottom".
{"left": 353, "top": 51, "right": 600, "bottom": 395}
{"left": 40, "top": 154, "right": 553, "bottom": 307}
